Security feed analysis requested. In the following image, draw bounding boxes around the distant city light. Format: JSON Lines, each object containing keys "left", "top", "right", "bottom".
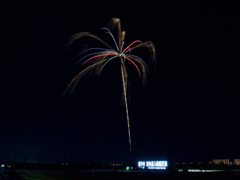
{"left": 1, "top": 164, "right": 4, "bottom": 168}
{"left": 138, "top": 161, "right": 168, "bottom": 170}
{"left": 138, "top": 161, "right": 145, "bottom": 168}
{"left": 187, "top": 169, "right": 223, "bottom": 172}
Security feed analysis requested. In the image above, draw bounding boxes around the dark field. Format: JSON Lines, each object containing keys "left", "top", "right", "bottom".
{"left": 14, "top": 169, "right": 240, "bottom": 180}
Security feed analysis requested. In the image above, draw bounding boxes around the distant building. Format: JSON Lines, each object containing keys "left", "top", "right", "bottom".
{"left": 221, "top": 159, "right": 229, "bottom": 165}
{"left": 213, "top": 159, "right": 222, "bottom": 165}
{"left": 213, "top": 159, "right": 240, "bottom": 165}
{"left": 234, "top": 159, "right": 240, "bottom": 165}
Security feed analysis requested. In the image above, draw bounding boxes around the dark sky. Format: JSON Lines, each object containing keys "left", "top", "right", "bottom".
{"left": 1, "top": 1, "right": 239, "bottom": 164}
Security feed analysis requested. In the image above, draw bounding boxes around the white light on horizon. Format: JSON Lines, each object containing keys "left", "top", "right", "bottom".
{"left": 138, "top": 161, "right": 168, "bottom": 170}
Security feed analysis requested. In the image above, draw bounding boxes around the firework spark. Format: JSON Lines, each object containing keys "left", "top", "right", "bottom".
{"left": 64, "top": 18, "right": 156, "bottom": 153}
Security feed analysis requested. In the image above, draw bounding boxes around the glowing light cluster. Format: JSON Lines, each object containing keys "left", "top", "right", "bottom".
{"left": 138, "top": 161, "right": 168, "bottom": 170}
{"left": 138, "top": 161, "right": 145, "bottom": 167}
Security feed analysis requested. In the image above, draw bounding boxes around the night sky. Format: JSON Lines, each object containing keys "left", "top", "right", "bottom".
{"left": 1, "top": 1, "right": 239, "bottom": 164}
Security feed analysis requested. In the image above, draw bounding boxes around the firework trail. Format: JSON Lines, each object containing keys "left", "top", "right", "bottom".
{"left": 63, "top": 18, "right": 156, "bottom": 153}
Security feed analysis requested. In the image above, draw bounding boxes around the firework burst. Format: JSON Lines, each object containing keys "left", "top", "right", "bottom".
{"left": 64, "top": 18, "right": 156, "bottom": 153}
